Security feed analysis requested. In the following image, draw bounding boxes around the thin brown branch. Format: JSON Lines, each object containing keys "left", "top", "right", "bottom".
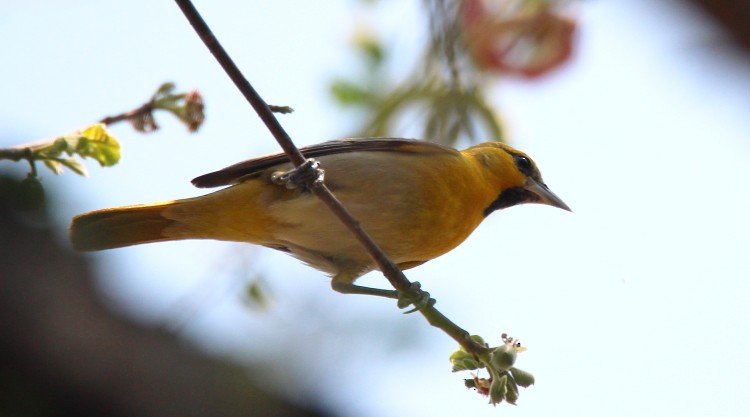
{"left": 0, "top": 147, "right": 30, "bottom": 162}
{"left": 98, "top": 84, "right": 205, "bottom": 133}
{"left": 173, "top": 0, "right": 488, "bottom": 357}
{"left": 98, "top": 102, "right": 154, "bottom": 127}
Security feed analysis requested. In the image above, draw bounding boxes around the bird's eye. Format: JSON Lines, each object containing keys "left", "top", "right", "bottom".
{"left": 514, "top": 154, "right": 533, "bottom": 176}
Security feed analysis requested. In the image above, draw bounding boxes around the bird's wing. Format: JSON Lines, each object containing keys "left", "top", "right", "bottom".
{"left": 191, "top": 138, "right": 457, "bottom": 188}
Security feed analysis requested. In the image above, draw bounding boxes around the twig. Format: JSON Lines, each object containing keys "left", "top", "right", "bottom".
{"left": 269, "top": 105, "right": 294, "bottom": 114}
{"left": 173, "top": 0, "right": 488, "bottom": 357}
{"left": 98, "top": 83, "right": 205, "bottom": 133}
{"left": 98, "top": 102, "right": 153, "bottom": 126}
{"left": 0, "top": 147, "right": 36, "bottom": 175}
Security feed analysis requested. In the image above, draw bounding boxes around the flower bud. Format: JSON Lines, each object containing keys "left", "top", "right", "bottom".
{"left": 490, "top": 343, "right": 517, "bottom": 372}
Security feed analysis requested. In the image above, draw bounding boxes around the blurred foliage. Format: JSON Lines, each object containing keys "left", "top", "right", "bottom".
{"left": 0, "top": 83, "right": 203, "bottom": 206}
{"left": 114, "top": 82, "right": 205, "bottom": 133}
{"left": 0, "top": 123, "right": 120, "bottom": 178}
{"left": 242, "top": 279, "right": 271, "bottom": 310}
{"left": 332, "top": 0, "right": 577, "bottom": 146}
{"left": 0, "top": 124, "right": 120, "bottom": 210}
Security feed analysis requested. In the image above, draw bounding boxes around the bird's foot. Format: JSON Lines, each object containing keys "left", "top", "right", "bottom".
{"left": 271, "top": 158, "right": 324, "bottom": 190}
{"left": 397, "top": 281, "right": 436, "bottom": 314}
{"left": 331, "top": 280, "right": 434, "bottom": 313}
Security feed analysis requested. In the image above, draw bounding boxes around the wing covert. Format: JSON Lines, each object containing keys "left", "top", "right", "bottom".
{"left": 191, "top": 138, "right": 456, "bottom": 188}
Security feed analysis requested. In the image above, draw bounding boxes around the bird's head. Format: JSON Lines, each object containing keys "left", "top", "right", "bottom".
{"left": 465, "top": 142, "right": 571, "bottom": 216}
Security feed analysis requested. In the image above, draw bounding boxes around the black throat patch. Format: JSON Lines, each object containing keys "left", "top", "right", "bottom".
{"left": 483, "top": 187, "right": 536, "bottom": 217}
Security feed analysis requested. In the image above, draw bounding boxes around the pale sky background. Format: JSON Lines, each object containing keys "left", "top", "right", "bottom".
{"left": 2, "top": 1, "right": 750, "bottom": 416}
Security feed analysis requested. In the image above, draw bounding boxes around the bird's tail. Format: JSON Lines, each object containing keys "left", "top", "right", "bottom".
{"left": 70, "top": 201, "right": 179, "bottom": 251}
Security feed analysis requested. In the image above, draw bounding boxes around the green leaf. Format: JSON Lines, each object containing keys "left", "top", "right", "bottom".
{"left": 505, "top": 375, "right": 519, "bottom": 405}
{"left": 449, "top": 334, "right": 488, "bottom": 372}
{"left": 356, "top": 36, "right": 385, "bottom": 68}
{"left": 43, "top": 159, "right": 63, "bottom": 175}
{"left": 510, "top": 367, "right": 535, "bottom": 388}
{"left": 449, "top": 348, "right": 473, "bottom": 362}
{"left": 451, "top": 358, "right": 481, "bottom": 372}
{"left": 35, "top": 137, "right": 69, "bottom": 158}
{"left": 21, "top": 124, "right": 120, "bottom": 176}
{"left": 330, "top": 79, "right": 374, "bottom": 106}
{"left": 75, "top": 124, "right": 121, "bottom": 166}
{"left": 489, "top": 374, "right": 508, "bottom": 405}
{"left": 59, "top": 158, "right": 88, "bottom": 176}
{"left": 153, "top": 82, "right": 176, "bottom": 100}
{"left": 468, "top": 335, "right": 486, "bottom": 346}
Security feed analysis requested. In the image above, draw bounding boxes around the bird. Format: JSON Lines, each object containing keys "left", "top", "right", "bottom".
{"left": 70, "top": 138, "right": 570, "bottom": 299}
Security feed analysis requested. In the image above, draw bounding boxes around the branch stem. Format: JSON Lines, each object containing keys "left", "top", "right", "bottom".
{"left": 98, "top": 101, "right": 153, "bottom": 126}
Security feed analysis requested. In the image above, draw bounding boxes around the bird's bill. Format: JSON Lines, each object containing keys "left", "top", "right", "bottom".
{"left": 524, "top": 178, "right": 572, "bottom": 212}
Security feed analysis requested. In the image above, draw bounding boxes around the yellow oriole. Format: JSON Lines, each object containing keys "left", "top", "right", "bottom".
{"left": 70, "top": 138, "right": 569, "bottom": 297}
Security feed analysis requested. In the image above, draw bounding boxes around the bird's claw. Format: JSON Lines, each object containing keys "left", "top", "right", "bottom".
{"left": 397, "top": 281, "right": 435, "bottom": 313}
{"left": 271, "top": 159, "right": 325, "bottom": 190}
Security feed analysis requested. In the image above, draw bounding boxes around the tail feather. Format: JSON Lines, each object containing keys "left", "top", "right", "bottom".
{"left": 70, "top": 202, "right": 177, "bottom": 251}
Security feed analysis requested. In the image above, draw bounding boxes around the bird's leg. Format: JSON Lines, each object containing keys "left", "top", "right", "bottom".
{"left": 331, "top": 280, "right": 398, "bottom": 299}
{"left": 271, "top": 158, "right": 324, "bottom": 190}
{"left": 331, "top": 280, "right": 435, "bottom": 313}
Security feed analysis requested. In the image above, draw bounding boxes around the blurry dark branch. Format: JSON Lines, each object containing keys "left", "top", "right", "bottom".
{"left": 688, "top": 0, "right": 750, "bottom": 52}
{"left": 173, "top": 0, "right": 489, "bottom": 357}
